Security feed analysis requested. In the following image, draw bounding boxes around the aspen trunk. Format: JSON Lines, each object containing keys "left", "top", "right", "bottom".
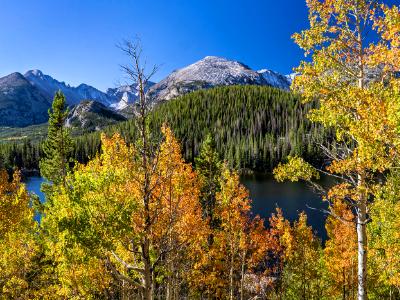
{"left": 230, "top": 254, "right": 234, "bottom": 300}
{"left": 240, "top": 251, "right": 246, "bottom": 300}
{"left": 343, "top": 268, "right": 346, "bottom": 300}
{"left": 357, "top": 201, "right": 367, "bottom": 300}
{"left": 143, "top": 239, "right": 153, "bottom": 300}
{"left": 357, "top": 37, "right": 367, "bottom": 297}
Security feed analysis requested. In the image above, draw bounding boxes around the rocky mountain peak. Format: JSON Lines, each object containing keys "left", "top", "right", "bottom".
{"left": 66, "top": 100, "right": 126, "bottom": 131}
{"left": 147, "top": 56, "right": 291, "bottom": 102}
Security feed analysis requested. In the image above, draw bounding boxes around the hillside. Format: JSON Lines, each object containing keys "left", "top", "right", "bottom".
{"left": 0, "top": 73, "right": 51, "bottom": 127}
{"left": 0, "top": 85, "right": 328, "bottom": 172}
{"left": 76, "top": 85, "right": 327, "bottom": 172}
{"left": 147, "top": 56, "right": 292, "bottom": 102}
{"left": 24, "top": 70, "right": 115, "bottom": 106}
{"left": 66, "top": 100, "right": 127, "bottom": 132}
{"left": 0, "top": 85, "right": 327, "bottom": 172}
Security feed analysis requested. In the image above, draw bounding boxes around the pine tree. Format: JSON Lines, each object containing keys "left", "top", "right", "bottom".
{"left": 39, "top": 91, "right": 73, "bottom": 188}
{"left": 195, "top": 133, "right": 222, "bottom": 231}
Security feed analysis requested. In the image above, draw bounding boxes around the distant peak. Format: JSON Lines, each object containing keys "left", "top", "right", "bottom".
{"left": 5, "top": 72, "right": 26, "bottom": 80}
{"left": 200, "top": 56, "right": 231, "bottom": 62}
{"left": 77, "top": 83, "right": 91, "bottom": 89}
{"left": 203, "top": 55, "right": 224, "bottom": 60}
{"left": 25, "top": 69, "right": 44, "bottom": 77}
{"left": 193, "top": 56, "right": 251, "bottom": 70}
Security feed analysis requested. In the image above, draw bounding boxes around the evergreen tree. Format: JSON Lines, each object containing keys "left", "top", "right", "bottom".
{"left": 195, "top": 133, "right": 222, "bottom": 232}
{"left": 39, "top": 91, "right": 73, "bottom": 187}
{"left": 0, "top": 85, "right": 329, "bottom": 173}
{"left": 0, "top": 153, "right": 4, "bottom": 170}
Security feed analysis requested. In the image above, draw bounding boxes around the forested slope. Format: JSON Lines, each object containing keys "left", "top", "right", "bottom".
{"left": 0, "top": 85, "right": 329, "bottom": 172}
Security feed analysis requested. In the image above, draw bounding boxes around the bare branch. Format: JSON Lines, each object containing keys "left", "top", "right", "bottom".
{"left": 106, "top": 257, "right": 144, "bottom": 289}
{"left": 110, "top": 251, "right": 145, "bottom": 274}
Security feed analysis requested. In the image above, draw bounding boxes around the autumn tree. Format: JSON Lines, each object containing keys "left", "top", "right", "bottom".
{"left": 41, "top": 132, "right": 135, "bottom": 298}
{"left": 274, "top": 1, "right": 400, "bottom": 298}
{"left": 149, "top": 125, "right": 207, "bottom": 299}
{"left": 0, "top": 170, "right": 38, "bottom": 298}
{"left": 269, "top": 209, "right": 325, "bottom": 300}
{"left": 324, "top": 200, "right": 357, "bottom": 299}
{"left": 189, "top": 166, "right": 268, "bottom": 299}
{"left": 42, "top": 126, "right": 207, "bottom": 299}
{"left": 368, "top": 171, "right": 400, "bottom": 299}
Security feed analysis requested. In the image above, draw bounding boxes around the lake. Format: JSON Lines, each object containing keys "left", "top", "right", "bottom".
{"left": 241, "top": 173, "right": 327, "bottom": 239}
{"left": 26, "top": 174, "right": 327, "bottom": 238}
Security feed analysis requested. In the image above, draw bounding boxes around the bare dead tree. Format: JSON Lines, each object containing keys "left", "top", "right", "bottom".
{"left": 112, "top": 38, "right": 197, "bottom": 300}
{"left": 116, "top": 38, "right": 159, "bottom": 300}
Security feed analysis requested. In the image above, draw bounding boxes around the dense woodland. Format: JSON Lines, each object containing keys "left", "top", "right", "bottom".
{"left": 1, "top": 1, "right": 400, "bottom": 299}
{"left": 1, "top": 92, "right": 399, "bottom": 299}
{"left": 0, "top": 85, "right": 329, "bottom": 173}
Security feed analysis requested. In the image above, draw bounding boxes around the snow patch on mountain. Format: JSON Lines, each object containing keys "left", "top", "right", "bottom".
{"left": 257, "top": 69, "right": 292, "bottom": 90}
{"left": 24, "top": 70, "right": 114, "bottom": 106}
{"left": 147, "top": 56, "right": 293, "bottom": 102}
{"left": 107, "top": 82, "right": 155, "bottom": 110}
{"left": 22, "top": 57, "right": 293, "bottom": 112}
{"left": 66, "top": 100, "right": 126, "bottom": 131}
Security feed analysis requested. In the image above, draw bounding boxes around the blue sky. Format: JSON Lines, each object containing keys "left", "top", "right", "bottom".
{"left": 0, "top": 0, "right": 309, "bottom": 91}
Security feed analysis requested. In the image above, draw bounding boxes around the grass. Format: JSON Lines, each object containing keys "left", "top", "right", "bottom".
{"left": 0, "top": 123, "right": 48, "bottom": 143}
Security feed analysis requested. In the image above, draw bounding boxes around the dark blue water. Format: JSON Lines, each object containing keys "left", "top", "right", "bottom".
{"left": 241, "top": 174, "right": 328, "bottom": 239}
{"left": 25, "top": 175, "right": 327, "bottom": 238}
{"left": 25, "top": 176, "right": 45, "bottom": 221}
{"left": 25, "top": 176, "right": 45, "bottom": 202}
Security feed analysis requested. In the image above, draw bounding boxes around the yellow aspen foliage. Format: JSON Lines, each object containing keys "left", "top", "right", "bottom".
{"left": 270, "top": 211, "right": 325, "bottom": 299}
{"left": 0, "top": 170, "right": 38, "bottom": 299}
{"left": 274, "top": 156, "right": 320, "bottom": 182}
{"left": 42, "top": 126, "right": 207, "bottom": 298}
{"left": 368, "top": 173, "right": 400, "bottom": 297}
{"left": 41, "top": 133, "right": 131, "bottom": 298}
{"left": 0, "top": 170, "right": 32, "bottom": 235}
{"left": 324, "top": 200, "right": 357, "bottom": 299}
{"left": 189, "top": 166, "right": 268, "bottom": 299}
{"left": 276, "top": 1, "right": 400, "bottom": 297}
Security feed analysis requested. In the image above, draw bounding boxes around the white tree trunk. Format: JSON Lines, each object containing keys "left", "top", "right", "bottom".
{"left": 357, "top": 201, "right": 367, "bottom": 300}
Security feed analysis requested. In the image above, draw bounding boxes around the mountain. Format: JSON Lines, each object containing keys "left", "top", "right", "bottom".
{"left": 24, "top": 70, "right": 114, "bottom": 106}
{"left": 257, "top": 69, "right": 292, "bottom": 90}
{"left": 22, "top": 59, "right": 292, "bottom": 109}
{"left": 0, "top": 58, "right": 292, "bottom": 128}
{"left": 107, "top": 82, "right": 155, "bottom": 110}
{"left": 65, "top": 100, "right": 127, "bottom": 131}
{"left": 0, "top": 72, "right": 51, "bottom": 127}
{"left": 147, "top": 56, "right": 292, "bottom": 102}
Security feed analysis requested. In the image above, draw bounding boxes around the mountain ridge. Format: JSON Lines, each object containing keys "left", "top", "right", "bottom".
{"left": 147, "top": 56, "right": 292, "bottom": 102}
{"left": 0, "top": 56, "right": 294, "bottom": 128}
{"left": 66, "top": 100, "right": 127, "bottom": 132}
{"left": 24, "top": 69, "right": 115, "bottom": 106}
{"left": 0, "top": 72, "right": 51, "bottom": 127}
